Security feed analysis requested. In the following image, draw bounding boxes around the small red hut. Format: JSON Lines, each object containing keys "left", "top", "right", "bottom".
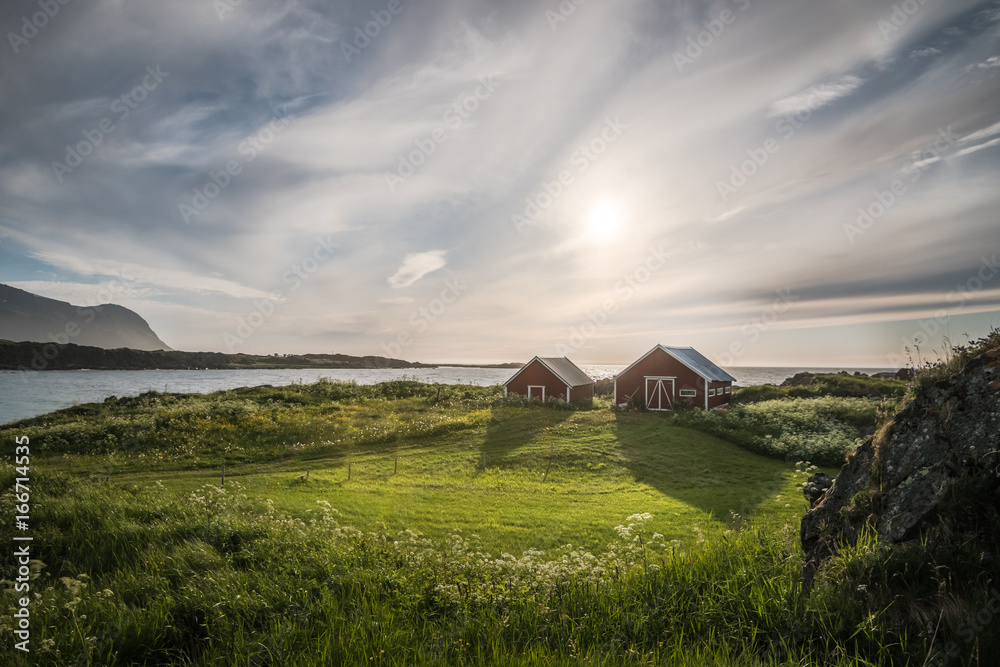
{"left": 614, "top": 345, "right": 735, "bottom": 410}
{"left": 504, "top": 357, "right": 595, "bottom": 404}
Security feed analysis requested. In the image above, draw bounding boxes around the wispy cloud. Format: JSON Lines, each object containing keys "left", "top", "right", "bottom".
{"left": 768, "top": 75, "right": 864, "bottom": 117}
{"left": 387, "top": 251, "right": 447, "bottom": 288}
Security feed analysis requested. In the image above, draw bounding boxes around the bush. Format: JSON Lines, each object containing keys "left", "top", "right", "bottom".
{"left": 666, "top": 397, "right": 882, "bottom": 466}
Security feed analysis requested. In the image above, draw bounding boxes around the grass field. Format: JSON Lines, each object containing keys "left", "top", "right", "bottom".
{"left": 1, "top": 378, "right": 988, "bottom": 665}
{"left": 123, "top": 407, "right": 811, "bottom": 554}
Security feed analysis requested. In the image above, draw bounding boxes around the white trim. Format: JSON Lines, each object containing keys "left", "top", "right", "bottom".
{"left": 527, "top": 385, "right": 546, "bottom": 401}
{"left": 704, "top": 378, "right": 708, "bottom": 410}
{"left": 644, "top": 376, "right": 675, "bottom": 411}
{"left": 566, "top": 385, "right": 571, "bottom": 402}
{"left": 679, "top": 389, "right": 696, "bottom": 397}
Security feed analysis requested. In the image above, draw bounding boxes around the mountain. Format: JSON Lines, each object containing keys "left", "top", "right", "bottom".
{"left": 0, "top": 283, "right": 171, "bottom": 351}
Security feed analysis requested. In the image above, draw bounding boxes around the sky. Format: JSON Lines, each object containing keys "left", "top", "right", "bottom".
{"left": 1, "top": 0, "right": 999, "bottom": 367}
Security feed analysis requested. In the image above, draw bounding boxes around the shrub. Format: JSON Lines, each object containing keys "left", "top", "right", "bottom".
{"left": 666, "top": 397, "right": 881, "bottom": 466}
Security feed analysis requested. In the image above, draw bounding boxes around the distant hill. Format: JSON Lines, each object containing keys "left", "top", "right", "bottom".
{"left": 0, "top": 340, "right": 434, "bottom": 371}
{"left": 0, "top": 283, "right": 171, "bottom": 351}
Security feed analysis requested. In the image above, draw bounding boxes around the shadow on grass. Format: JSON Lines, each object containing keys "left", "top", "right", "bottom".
{"left": 480, "top": 404, "right": 574, "bottom": 468}
{"left": 613, "top": 411, "right": 792, "bottom": 521}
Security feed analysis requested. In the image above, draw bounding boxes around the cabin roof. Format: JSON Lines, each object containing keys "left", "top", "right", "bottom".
{"left": 618, "top": 345, "right": 736, "bottom": 383}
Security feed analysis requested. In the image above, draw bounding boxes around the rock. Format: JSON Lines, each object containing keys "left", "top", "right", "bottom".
{"left": 800, "top": 339, "right": 1000, "bottom": 583}
{"left": 780, "top": 372, "right": 816, "bottom": 387}
{"left": 802, "top": 472, "right": 836, "bottom": 507}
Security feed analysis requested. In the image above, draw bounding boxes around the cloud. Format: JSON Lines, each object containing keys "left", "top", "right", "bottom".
{"left": 32, "top": 252, "right": 274, "bottom": 300}
{"left": 958, "top": 120, "right": 1000, "bottom": 144}
{"left": 967, "top": 55, "right": 1000, "bottom": 70}
{"left": 952, "top": 136, "right": 1000, "bottom": 159}
{"left": 387, "top": 251, "right": 447, "bottom": 288}
{"left": 1, "top": 0, "right": 999, "bottom": 364}
{"left": 768, "top": 75, "right": 864, "bottom": 118}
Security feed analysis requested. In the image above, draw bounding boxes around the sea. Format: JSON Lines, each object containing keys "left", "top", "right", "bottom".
{"left": 0, "top": 365, "right": 897, "bottom": 426}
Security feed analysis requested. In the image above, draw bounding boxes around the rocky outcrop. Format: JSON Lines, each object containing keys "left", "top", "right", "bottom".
{"left": 802, "top": 472, "right": 835, "bottom": 507}
{"left": 801, "top": 341, "right": 1000, "bottom": 580}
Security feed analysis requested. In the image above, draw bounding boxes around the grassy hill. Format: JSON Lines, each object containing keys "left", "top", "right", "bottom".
{"left": 0, "top": 380, "right": 946, "bottom": 665}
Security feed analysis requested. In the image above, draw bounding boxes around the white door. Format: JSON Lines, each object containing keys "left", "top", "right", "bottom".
{"left": 644, "top": 377, "right": 674, "bottom": 411}
{"left": 527, "top": 385, "right": 545, "bottom": 401}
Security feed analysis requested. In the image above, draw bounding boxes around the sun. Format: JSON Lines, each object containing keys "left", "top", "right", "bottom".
{"left": 588, "top": 200, "right": 623, "bottom": 239}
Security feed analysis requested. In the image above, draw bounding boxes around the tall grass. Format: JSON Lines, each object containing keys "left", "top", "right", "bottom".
{"left": 0, "top": 468, "right": 942, "bottom": 666}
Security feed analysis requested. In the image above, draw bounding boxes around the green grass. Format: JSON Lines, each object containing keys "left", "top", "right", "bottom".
{"left": 21, "top": 397, "right": 812, "bottom": 555}
{"left": 732, "top": 373, "right": 908, "bottom": 403}
{"left": 0, "top": 380, "right": 992, "bottom": 665}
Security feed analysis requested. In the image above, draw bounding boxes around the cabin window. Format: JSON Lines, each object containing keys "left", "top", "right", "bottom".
{"left": 679, "top": 389, "right": 696, "bottom": 397}
{"left": 725, "top": 387, "right": 731, "bottom": 394}
{"left": 708, "top": 389, "right": 716, "bottom": 397}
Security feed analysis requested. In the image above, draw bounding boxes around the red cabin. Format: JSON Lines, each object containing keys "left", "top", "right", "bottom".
{"left": 504, "top": 356, "right": 595, "bottom": 404}
{"left": 614, "top": 345, "right": 735, "bottom": 410}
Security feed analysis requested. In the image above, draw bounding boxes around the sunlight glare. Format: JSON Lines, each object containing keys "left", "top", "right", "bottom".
{"left": 588, "top": 200, "right": 622, "bottom": 239}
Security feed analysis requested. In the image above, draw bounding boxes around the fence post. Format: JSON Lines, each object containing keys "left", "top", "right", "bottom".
{"left": 221, "top": 463, "right": 225, "bottom": 487}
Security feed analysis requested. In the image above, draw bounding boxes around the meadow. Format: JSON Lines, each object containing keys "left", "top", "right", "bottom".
{"left": 0, "top": 376, "right": 984, "bottom": 665}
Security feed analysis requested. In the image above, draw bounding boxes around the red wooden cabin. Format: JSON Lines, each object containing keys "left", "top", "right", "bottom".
{"left": 614, "top": 345, "right": 735, "bottom": 410}
{"left": 504, "top": 356, "right": 595, "bottom": 404}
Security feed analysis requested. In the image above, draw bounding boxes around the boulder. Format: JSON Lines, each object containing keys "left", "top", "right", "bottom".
{"left": 802, "top": 472, "right": 836, "bottom": 507}
{"left": 801, "top": 341, "right": 1000, "bottom": 581}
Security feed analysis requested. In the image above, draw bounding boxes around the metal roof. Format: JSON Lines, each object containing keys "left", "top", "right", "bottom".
{"left": 661, "top": 346, "right": 736, "bottom": 382}
{"left": 506, "top": 356, "right": 594, "bottom": 388}
{"left": 536, "top": 357, "right": 594, "bottom": 387}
